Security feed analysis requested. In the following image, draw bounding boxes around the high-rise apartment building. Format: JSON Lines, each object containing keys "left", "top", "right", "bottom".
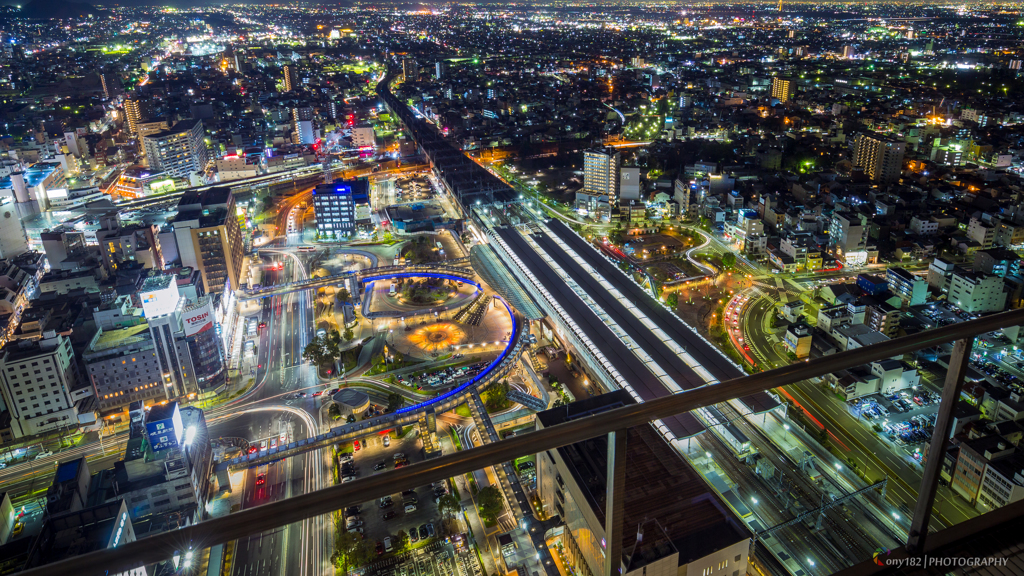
{"left": 124, "top": 97, "right": 150, "bottom": 136}
{"left": 172, "top": 188, "right": 244, "bottom": 295}
{"left": 770, "top": 76, "right": 795, "bottom": 103}
{"left": 142, "top": 119, "right": 210, "bottom": 180}
{"left": 852, "top": 132, "right": 906, "bottom": 184}
{"left": 283, "top": 64, "right": 297, "bottom": 92}
{"left": 402, "top": 58, "right": 417, "bottom": 82}
{"left": 583, "top": 148, "right": 621, "bottom": 201}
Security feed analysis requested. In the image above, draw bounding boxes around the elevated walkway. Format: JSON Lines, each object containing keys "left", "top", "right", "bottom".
{"left": 237, "top": 259, "right": 472, "bottom": 301}
{"left": 216, "top": 298, "right": 528, "bottom": 472}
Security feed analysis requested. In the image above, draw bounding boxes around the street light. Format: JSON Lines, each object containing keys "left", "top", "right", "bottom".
{"left": 835, "top": 463, "right": 842, "bottom": 471}
{"left": 892, "top": 512, "right": 900, "bottom": 521}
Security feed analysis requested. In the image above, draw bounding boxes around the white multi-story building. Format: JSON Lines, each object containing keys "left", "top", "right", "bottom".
{"left": 351, "top": 126, "right": 376, "bottom": 149}
{"left": 967, "top": 217, "right": 996, "bottom": 249}
{"left": 143, "top": 119, "right": 210, "bottom": 180}
{"left": 909, "top": 215, "right": 939, "bottom": 236}
{"left": 0, "top": 332, "right": 94, "bottom": 438}
{"left": 949, "top": 270, "right": 1007, "bottom": 313}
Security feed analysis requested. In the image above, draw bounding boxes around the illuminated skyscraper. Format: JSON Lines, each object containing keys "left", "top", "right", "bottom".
{"left": 583, "top": 148, "right": 621, "bottom": 202}
{"left": 770, "top": 77, "right": 795, "bottom": 103}
{"left": 283, "top": 64, "right": 297, "bottom": 92}
{"left": 853, "top": 132, "right": 906, "bottom": 184}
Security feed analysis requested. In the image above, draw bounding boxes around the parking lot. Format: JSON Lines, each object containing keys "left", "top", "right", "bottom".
{"left": 848, "top": 389, "right": 941, "bottom": 461}
{"left": 338, "top": 430, "right": 450, "bottom": 560}
{"left": 367, "top": 535, "right": 481, "bottom": 576}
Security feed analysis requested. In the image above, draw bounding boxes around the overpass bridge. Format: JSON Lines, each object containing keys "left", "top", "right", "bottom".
{"left": 216, "top": 296, "right": 528, "bottom": 472}
{"left": 236, "top": 259, "right": 473, "bottom": 301}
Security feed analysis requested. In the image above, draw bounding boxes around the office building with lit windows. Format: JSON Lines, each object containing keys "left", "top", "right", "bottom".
{"left": 83, "top": 324, "right": 167, "bottom": 411}
{"left": 313, "top": 179, "right": 369, "bottom": 237}
{"left": 172, "top": 188, "right": 244, "bottom": 295}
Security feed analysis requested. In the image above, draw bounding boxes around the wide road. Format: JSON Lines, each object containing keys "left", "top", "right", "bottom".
{"left": 223, "top": 239, "right": 334, "bottom": 576}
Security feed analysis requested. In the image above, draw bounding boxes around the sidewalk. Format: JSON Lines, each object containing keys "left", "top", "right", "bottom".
{"left": 453, "top": 473, "right": 501, "bottom": 576}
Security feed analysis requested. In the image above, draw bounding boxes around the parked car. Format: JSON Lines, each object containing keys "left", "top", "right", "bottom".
{"left": 383, "top": 511, "right": 397, "bottom": 521}
{"left": 384, "top": 537, "right": 393, "bottom": 552}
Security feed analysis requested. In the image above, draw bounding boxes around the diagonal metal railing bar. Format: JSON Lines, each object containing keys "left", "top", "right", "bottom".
{"left": 19, "top": 307, "right": 1024, "bottom": 576}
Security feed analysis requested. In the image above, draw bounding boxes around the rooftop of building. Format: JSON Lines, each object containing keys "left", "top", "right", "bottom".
{"left": 139, "top": 274, "right": 175, "bottom": 293}
{"left": 24, "top": 500, "right": 127, "bottom": 570}
{"left": 976, "top": 247, "right": 1021, "bottom": 262}
{"left": 537, "top": 390, "right": 750, "bottom": 569}
{"left": 85, "top": 323, "right": 151, "bottom": 355}
{"left": 176, "top": 187, "right": 232, "bottom": 213}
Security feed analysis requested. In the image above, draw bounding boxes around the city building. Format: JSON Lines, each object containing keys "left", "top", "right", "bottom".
{"left": 619, "top": 167, "right": 641, "bottom": 201}
{"left": 852, "top": 132, "right": 906, "bottom": 184}
{"left": 83, "top": 324, "right": 167, "bottom": 412}
{"left": 672, "top": 177, "right": 690, "bottom": 216}
{"left": 282, "top": 64, "right": 297, "bottom": 92}
{"left": 142, "top": 119, "right": 210, "bottom": 181}
{"left": 968, "top": 217, "right": 997, "bottom": 250}
{"left": 22, "top": 500, "right": 146, "bottom": 576}
{"left": 583, "top": 148, "right": 621, "bottom": 202}
{"left": 829, "top": 211, "right": 872, "bottom": 263}
{"left": 865, "top": 300, "right": 901, "bottom": 338}
{"left": 0, "top": 332, "right": 94, "bottom": 438}
{"left": 92, "top": 402, "right": 212, "bottom": 525}
{"left": 829, "top": 359, "right": 920, "bottom": 400}
{"left": 402, "top": 58, "right": 417, "bottom": 82}
{"left": 172, "top": 188, "right": 244, "bottom": 295}
{"left": 536, "top": 392, "right": 750, "bottom": 576}
{"left": 46, "top": 457, "right": 91, "bottom": 515}
{"left": 215, "top": 155, "right": 258, "bottom": 182}
{"left": 928, "top": 257, "right": 957, "bottom": 293}
{"left": 313, "top": 179, "right": 370, "bottom": 237}
{"left": 124, "top": 97, "right": 150, "bottom": 137}
{"left": 953, "top": 435, "right": 1015, "bottom": 505}
{"left": 351, "top": 126, "right": 376, "bottom": 149}
{"left": 974, "top": 248, "right": 1022, "bottom": 278}
{"left": 770, "top": 76, "right": 794, "bottom": 103}
{"left": 948, "top": 271, "right": 1007, "bottom": 314}
{"left": 886, "top": 267, "right": 928, "bottom": 307}
{"left": 0, "top": 199, "right": 28, "bottom": 259}
{"left": 784, "top": 321, "right": 812, "bottom": 359}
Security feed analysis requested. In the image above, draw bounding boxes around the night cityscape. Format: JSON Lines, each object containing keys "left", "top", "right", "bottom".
{"left": 0, "top": 1, "right": 1020, "bottom": 574}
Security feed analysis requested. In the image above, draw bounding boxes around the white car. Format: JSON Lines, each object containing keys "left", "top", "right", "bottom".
{"left": 342, "top": 476, "right": 356, "bottom": 483}
{"left": 34, "top": 451, "right": 53, "bottom": 460}
{"left": 339, "top": 454, "right": 354, "bottom": 464}
{"left": 382, "top": 436, "right": 391, "bottom": 447}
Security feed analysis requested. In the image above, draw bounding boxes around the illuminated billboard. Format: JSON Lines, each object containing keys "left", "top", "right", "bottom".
{"left": 182, "top": 300, "right": 214, "bottom": 337}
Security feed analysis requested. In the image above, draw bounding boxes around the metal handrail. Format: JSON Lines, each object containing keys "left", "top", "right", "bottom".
{"left": 20, "top": 307, "right": 1024, "bottom": 576}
